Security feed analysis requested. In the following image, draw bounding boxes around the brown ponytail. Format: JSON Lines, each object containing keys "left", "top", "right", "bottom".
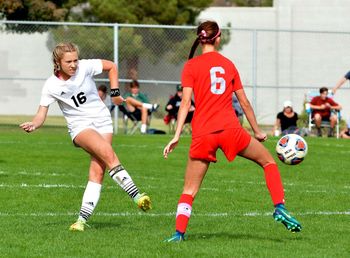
{"left": 188, "top": 21, "right": 221, "bottom": 60}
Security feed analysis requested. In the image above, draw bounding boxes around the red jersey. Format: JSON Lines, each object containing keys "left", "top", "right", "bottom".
{"left": 310, "top": 96, "right": 338, "bottom": 118}
{"left": 181, "top": 51, "right": 243, "bottom": 138}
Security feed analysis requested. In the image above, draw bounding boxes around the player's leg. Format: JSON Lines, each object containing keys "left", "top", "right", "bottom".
{"left": 125, "top": 97, "right": 159, "bottom": 112}
{"left": 69, "top": 156, "right": 105, "bottom": 231}
{"left": 164, "top": 158, "right": 210, "bottom": 242}
{"left": 238, "top": 138, "right": 301, "bottom": 232}
{"left": 74, "top": 130, "right": 151, "bottom": 211}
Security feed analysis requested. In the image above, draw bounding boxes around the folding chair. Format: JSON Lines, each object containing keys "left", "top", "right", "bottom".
{"left": 118, "top": 105, "right": 155, "bottom": 135}
{"left": 164, "top": 114, "right": 192, "bottom": 135}
{"left": 118, "top": 105, "right": 142, "bottom": 134}
{"left": 305, "top": 90, "right": 340, "bottom": 138}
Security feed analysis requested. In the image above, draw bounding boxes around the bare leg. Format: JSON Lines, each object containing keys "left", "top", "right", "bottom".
{"left": 330, "top": 114, "right": 337, "bottom": 128}
{"left": 238, "top": 137, "right": 275, "bottom": 167}
{"left": 171, "top": 157, "right": 210, "bottom": 236}
{"left": 314, "top": 113, "right": 322, "bottom": 128}
{"left": 74, "top": 129, "right": 120, "bottom": 170}
{"left": 125, "top": 97, "right": 143, "bottom": 112}
{"left": 182, "top": 157, "right": 210, "bottom": 197}
{"left": 141, "top": 107, "right": 149, "bottom": 125}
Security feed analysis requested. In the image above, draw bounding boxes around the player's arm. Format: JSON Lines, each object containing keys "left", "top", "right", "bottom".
{"left": 332, "top": 76, "right": 347, "bottom": 94}
{"left": 101, "top": 59, "right": 124, "bottom": 105}
{"left": 19, "top": 105, "right": 49, "bottom": 133}
{"left": 163, "top": 86, "right": 192, "bottom": 158}
{"left": 235, "top": 89, "right": 267, "bottom": 142}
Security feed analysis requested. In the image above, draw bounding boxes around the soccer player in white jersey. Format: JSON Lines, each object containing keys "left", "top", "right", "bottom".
{"left": 20, "top": 43, "right": 151, "bottom": 231}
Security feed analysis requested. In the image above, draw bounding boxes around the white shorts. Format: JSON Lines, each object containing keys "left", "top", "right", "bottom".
{"left": 68, "top": 117, "right": 113, "bottom": 140}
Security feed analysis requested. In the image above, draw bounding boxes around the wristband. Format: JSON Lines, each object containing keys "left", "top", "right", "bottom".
{"left": 110, "top": 88, "right": 120, "bottom": 97}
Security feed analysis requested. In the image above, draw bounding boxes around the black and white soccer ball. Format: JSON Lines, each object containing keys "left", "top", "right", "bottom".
{"left": 276, "top": 134, "right": 308, "bottom": 165}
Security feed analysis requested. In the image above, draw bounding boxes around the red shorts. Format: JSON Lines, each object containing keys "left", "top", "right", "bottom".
{"left": 189, "top": 128, "right": 251, "bottom": 163}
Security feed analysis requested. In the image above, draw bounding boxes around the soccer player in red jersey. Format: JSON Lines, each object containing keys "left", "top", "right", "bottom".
{"left": 163, "top": 21, "right": 302, "bottom": 242}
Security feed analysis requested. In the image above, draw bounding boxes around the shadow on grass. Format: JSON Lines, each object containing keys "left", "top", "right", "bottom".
{"left": 188, "top": 232, "right": 305, "bottom": 242}
{"left": 91, "top": 222, "right": 123, "bottom": 230}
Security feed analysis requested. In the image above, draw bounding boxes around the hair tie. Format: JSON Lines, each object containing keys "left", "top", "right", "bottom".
{"left": 200, "top": 30, "right": 207, "bottom": 37}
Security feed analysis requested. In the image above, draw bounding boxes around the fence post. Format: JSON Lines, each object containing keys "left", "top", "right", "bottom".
{"left": 252, "top": 29, "right": 258, "bottom": 115}
{"left": 113, "top": 23, "right": 119, "bottom": 134}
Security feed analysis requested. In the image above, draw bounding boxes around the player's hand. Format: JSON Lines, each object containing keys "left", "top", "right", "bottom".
{"left": 19, "top": 122, "right": 36, "bottom": 133}
{"left": 163, "top": 137, "right": 180, "bottom": 159}
{"left": 255, "top": 131, "right": 267, "bottom": 142}
{"left": 112, "top": 96, "right": 125, "bottom": 106}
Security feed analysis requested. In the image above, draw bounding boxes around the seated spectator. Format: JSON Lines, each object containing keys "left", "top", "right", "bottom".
{"left": 123, "top": 80, "right": 159, "bottom": 134}
{"left": 232, "top": 93, "right": 243, "bottom": 125}
{"left": 98, "top": 84, "right": 107, "bottom": 101}
{"left": 164, "top": 84, "right": 195, "bottom": 125}
{"left": 98, "top": 84, "right": 114, "bottom": 111}
{"left": 310, "top": 87, "right": 341, "bottom": 137}
{"left": 272, "top": 100, "right": 299, "bottom": 136}
{"left": 340, "top": 119, "right": 350, "bottom": 139}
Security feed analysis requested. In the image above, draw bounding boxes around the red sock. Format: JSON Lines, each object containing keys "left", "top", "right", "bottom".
{"left": 175, "top": 194, "right": 194, "bottom": 234}
{"left": 263, "top": 163, "right": 285, "bottom": 206}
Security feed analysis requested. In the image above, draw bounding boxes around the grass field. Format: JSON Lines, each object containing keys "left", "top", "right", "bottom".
{"left": 0, "top": 124, "right": 349, "bottom": 257}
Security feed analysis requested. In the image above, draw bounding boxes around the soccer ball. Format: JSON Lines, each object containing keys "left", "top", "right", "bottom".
{"left": 276, "top": 134, "right": 308, "bottom": 165}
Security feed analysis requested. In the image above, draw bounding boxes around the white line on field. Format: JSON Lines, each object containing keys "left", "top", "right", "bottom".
{"left": 3, "top": 171, "right": 349, "bottom": 191}
{"left": 0, "top": 183, "right": 348, "bottom": 194}
{"left": 0, "top": 211, "right": 348, "bottom": 218}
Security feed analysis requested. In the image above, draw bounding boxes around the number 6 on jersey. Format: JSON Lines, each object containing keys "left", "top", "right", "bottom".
{"left": 210, "top": 66, "right": 226, "bottom": 94}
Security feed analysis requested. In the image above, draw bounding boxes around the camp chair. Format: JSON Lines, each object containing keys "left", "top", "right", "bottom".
{"left": 118, "top": 105, "right": 154, "bottom": 135}
{"left": 305, "top": 90, "right": 340, "bottom": 138}
{"left": 164, "top": 113, "right": 192, "bottom": 135}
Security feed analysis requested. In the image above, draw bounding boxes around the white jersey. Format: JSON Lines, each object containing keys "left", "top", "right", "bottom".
{"left": 40, "top": 59, "right": 112, "bottom": 138}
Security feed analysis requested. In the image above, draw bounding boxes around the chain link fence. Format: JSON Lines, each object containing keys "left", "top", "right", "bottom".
{"left": 1, "top": 20, "right": 350, "bottom": 128}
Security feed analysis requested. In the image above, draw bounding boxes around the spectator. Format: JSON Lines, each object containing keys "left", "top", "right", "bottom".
{"left": 340, "top": 119, "right": 350, "bottom": 139}
{"left": 98, "top": 84, "right": 107, "bottom": 101}
{"left": 233, "top": 93, "right": 243, "bottom": 125}
{"left": 310, "top": 87, "right": 341, "bottom": 137}
{"left": 123, "top": 80, "right": 159, "bottom": 134}
{"left": 272, "top": 100, "right": 299, "bottom": 136}
{"left": 332, "top": 70, "right": 350, "bottom": 94}
{"left": 164, "top": 84, "right": 195, "bottom": 125}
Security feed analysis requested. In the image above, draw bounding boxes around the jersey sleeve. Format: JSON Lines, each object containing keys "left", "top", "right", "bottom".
{"left": 39, "top": 83, "right": 56, "bottom": 107}
{"left": 328, "top": 98, "right": 338, "bottom": 106}
{"left": 81, "top": 59, "right": 103, "bottom": 77}
{"left": 277, "top": 112, "right": 283, "bottom": 119}
{"left": 310, "top": 96, "right": 318, "bottom": 105}
{"left": 181, "top": 61, "right": 194, "bottom": 88}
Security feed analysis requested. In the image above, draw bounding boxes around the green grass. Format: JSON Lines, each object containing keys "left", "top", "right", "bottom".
{"left": 0, "top": 124, "right": 349, "bottom": 257}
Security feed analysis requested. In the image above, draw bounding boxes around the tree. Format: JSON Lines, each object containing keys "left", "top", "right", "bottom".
{"left": 83, "top": 0, "right": 215, "bottom": 78}
{"left": 0, "top": 0, "right": 84, "bottom": 32}
{"left": 229, "top": 0, "right": 273, "bottom": 6}
{"left": 87, "top": 0, "right": 212, "bottom": 25}
{"left": 2, "top": 0, "right": 227, "bottom": 79}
